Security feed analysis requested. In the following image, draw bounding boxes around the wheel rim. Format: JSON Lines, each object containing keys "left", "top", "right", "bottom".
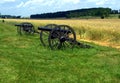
{"left": 40, "top": 24, "right": 58, "bottom": 47}
{"left": 49, "top": 25, "right": 76, "bottom": 50}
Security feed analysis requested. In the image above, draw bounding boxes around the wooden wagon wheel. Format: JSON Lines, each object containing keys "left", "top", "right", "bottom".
{"left": 48, "top": 25, "right": 76, "bottom": 50}
{"left": 18, "top": 22, "right": 35, "bottom": 35}
{"left": 40, "top": 24, "right": 58, "bottom": 47}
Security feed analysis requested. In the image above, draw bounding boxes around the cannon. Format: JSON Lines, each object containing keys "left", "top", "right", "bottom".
{"left": 38, "top": 24, "right": 76, "bottom": 50}
{"left": 15, "top": 22, "right": 91, "bottom": 49}
{"left": 15, "top": 22, "right": 35, "bottom": 35}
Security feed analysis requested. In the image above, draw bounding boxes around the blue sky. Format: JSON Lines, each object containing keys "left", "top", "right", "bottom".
{"left": 0, "top": 0, "right": 119, "bottom": 17}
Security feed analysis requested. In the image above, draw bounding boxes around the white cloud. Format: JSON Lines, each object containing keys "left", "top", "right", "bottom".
{"left": 86, "top": 0, "right": 98, "bottom": 3}
{"left": 0, "top": 0, "right": 15, "bottom": 3}
{"left": 86, "top": 0, "right": 109, "bottom": 5}
{"left": 43, "top": 0, "right": 55, "bottom": 6}
{"left": 62, "top": 0, "right": 80, "bottom": 4}
{"left": 17, "top": 0, "right": 80, "bottom": 8}
{"left": 3, "top": 0, "right": 15, "bottom": 1}
{"left": 17, "top": 2, "right": 24, "bottom": 8}
{"left": 96, "top": 0, "right": 108, "bottom": 5}
{"left": 23, "top": 0, "right": 44, "bottom": 7}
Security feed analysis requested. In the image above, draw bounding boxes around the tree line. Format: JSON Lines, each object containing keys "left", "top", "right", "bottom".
{"left": 0, "top": 8, "right": 119, "bottom": 19}
{"left": 0, "top": 14, "right": 21, "bottom": 19}
{"left": 30, "top": 7, "right": 114, "bottom": 19}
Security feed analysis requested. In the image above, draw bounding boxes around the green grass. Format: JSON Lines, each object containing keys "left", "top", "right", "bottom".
{"left": 4, "top": 19, "right": 120, "bottom": 48}
{"left": 0, "top": 22, "right": 120, "bottom": 83}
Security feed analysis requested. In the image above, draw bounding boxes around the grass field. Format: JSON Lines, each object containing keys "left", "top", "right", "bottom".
{"left": 4, "top": 18, "right": 120, "bottom": 48}
{"left": 0, "top": 19, "right": 120, "bottom": 83}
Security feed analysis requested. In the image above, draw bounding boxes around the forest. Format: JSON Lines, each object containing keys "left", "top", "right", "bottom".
{"left": 0, "top": 15, "right": 21, "bottom": 19}
{"left": 30, "top": 7, "right": 119, "bottom": 19}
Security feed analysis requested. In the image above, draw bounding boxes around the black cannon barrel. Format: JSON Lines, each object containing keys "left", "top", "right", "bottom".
{"left": 15, "top": 24, "right": 33, "bottom": 27}
{"left": 38, "top": 27, "right": 71, "bottom": 33}
{"left": 38, "top": 27, "right": 52, "bottom": 31}
{"left": 15, "top": 24, "right": 22, "bottom": 26}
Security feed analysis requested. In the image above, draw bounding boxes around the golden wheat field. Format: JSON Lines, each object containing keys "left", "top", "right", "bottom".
{"left": 4, "top": 19, "right": 120, "bottom": 49}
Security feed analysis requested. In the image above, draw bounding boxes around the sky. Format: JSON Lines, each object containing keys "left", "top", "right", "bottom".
{"left": 0, "top": 0, "right": 119, "bottom": 17}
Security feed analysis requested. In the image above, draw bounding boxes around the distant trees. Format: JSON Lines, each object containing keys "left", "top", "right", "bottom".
{"left": 31, "top": 12, "right": 67, "bottom": 19}
{"left": 111, "top": 10, "right": 119, "bottom": 14}
{"left": 30, "top": 7, "right": 112, "bottom": 19}
{"left": 67, "top": 8, "right": 111, "bottom": 19}
{"left": 0, "top": 15, "right": 21, "bottom": 19}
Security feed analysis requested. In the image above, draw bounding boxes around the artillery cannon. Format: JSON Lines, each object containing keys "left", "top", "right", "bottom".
{"left": 15, "top": 22, "right": 35, "bottom": 35}
{"left": 38, "top": 24, "right": 77, "bottom": 50}
{"left": 15, "top": 22, "right": 91, "bottom": 49}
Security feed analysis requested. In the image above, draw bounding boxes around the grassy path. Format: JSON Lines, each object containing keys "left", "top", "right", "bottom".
{"left": 0, "top": 22, "right": 120, "bottom": 83}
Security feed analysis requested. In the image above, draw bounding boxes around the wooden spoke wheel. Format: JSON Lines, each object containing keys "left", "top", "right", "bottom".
{"left": 40, "top": 24, "right": 58, "bottom": 47}
{"left": 49, "top": 25, "right": 76, "bottom": 50}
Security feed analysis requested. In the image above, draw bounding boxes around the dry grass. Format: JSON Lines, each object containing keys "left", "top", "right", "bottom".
{"left": 4, "top": 19, "right": 120, "bottom": 48}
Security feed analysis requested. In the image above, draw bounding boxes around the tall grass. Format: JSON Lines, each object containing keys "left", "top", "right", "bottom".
{"left": 3, "top": 19, "right": 120, "bottom": 48}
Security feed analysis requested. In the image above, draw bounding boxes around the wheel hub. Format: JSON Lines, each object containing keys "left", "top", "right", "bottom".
{"left": 60, "top": 36, "right": 66, "bottom": 42}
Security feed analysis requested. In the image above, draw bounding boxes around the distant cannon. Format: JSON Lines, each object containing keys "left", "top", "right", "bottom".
{"left": 15, "top": 22, "right": 35, "bottom": 35}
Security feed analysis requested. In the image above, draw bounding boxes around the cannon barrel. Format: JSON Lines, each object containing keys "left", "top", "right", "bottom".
{"left": 15, "top": 24, "right": 33, "bottom": 27}
{"left": 38, "top": 27, "right": 53, "bottom": 31}
{"left": 15, "top": 22, "right": 33, "bottom": 27}
{"left": 38, "top": 27, "right": 71, "bottom": 33}
{"left": 15, "top": 24, "right": 22, "bottom": 26}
